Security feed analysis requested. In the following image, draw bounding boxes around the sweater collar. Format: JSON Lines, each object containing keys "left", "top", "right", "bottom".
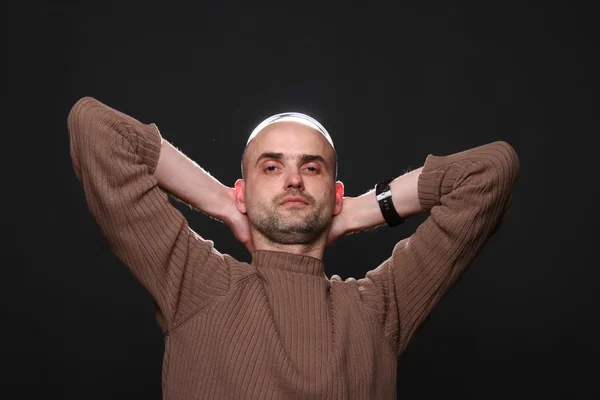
{"left": 251, "top": 250, "right": 325, "bottom": 277}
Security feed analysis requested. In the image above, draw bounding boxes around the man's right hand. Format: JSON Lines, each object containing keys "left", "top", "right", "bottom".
{"left": 223, "top": 187, "right": 255, "bottom": 253}
{"left": 155, "top": 140, "right": 255, "bottom": 253}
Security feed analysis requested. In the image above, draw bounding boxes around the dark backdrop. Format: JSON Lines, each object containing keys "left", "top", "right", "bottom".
{"left": 5, "top": 1, "right": 598, "bottom": 399}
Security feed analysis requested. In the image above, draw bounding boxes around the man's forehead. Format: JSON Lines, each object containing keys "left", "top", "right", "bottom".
{"left": 241, "top": 115, "right": 338, "bottom": 178}
{"left": 245, "top": 128, "right": 334, "bottom": 166}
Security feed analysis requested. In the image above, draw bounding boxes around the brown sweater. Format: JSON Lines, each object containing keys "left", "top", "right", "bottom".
{"left": 67, "top": 97, "right": 519, "bottom": 399}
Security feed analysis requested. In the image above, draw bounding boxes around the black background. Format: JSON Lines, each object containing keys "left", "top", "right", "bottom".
{"left": 5, "top": 1, "right": 599, "bottom": 399}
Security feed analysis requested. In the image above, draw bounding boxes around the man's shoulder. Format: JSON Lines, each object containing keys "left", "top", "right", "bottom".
{"left": 223, "top": 253, "right": 256, "bottom": 284}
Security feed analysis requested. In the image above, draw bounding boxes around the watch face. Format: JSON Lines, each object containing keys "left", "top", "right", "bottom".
{"left": 376, "top": 181, "right": 390, "bottom": 194}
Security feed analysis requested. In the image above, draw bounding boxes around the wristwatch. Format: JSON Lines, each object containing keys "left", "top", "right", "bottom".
{"left": 375, "top": 178, "right": 405, "bottom": 226}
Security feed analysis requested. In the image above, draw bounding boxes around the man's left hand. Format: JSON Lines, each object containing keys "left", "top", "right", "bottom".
{"left": 326, "top": 197, "right": 353, "bottom": 247}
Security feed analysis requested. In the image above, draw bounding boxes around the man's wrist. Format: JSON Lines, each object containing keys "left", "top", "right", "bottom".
{"left": 343, "top": 194, "right": 386, "bottom": 233}
{"left": 344, "top": 168, "right": 425, "bottom": 233}
{"left": 376, "top": 179, "right": 405, "bottom": 226}
{"left": 211, "top": 186, "right": 237, "bottom": 224}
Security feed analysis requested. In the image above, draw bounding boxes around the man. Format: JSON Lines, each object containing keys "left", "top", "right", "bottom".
{"left": 67, "top": 96, "right": 519, "bottom": 399}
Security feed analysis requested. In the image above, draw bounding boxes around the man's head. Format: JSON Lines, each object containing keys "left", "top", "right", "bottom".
{"left": 235, "top": 113, "right": 343, "bottom": 247}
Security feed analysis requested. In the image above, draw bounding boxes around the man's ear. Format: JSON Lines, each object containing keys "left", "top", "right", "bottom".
{"left": 333, "top": 180, "right": 344, "bottom": 216}
{"left": 234, "top": 179, "right": 247, "bottom": 214}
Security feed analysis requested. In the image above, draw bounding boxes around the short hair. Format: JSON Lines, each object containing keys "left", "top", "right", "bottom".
{"left": 241, "top": 112, "right": 338, "bottom": 179}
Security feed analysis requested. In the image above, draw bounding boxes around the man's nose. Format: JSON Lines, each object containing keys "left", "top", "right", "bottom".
{"left": 285, "top": 168, "right": 304, "bottom": 190}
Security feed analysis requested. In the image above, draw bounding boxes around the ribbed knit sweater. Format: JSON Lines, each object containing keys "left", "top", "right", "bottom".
{"left": 67, "top": 97, "right": 519, "bottom": 399}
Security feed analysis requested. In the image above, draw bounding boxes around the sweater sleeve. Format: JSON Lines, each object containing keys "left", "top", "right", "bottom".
{"left": 67, "top": 97, "right": 232, "bottom": 330}
{"left": 356, "top": 141, "right": 520, "bottom": 356}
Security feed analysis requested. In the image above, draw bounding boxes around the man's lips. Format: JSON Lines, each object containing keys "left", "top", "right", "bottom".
{"left": 280, "top": 196, "right": 309, "bottom": 206}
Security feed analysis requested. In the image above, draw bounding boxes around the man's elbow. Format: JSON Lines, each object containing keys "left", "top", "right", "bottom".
{"left": 67, "top": 96, "right": 101, "bottom": 136}
{"left": 66, "top": 96, "right": 103, "bottom": 179}
{"left": 484, "top": 141, "right": 520, "bottom": 190}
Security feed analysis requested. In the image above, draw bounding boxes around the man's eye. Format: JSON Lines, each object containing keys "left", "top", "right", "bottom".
{"left": 305, "top": 166, "right": 318, "bottom": 173}
{"left": 265, "top": 165, "right": 277, "bottom": 172}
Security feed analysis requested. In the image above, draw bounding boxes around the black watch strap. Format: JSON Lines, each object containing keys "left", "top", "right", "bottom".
{"left": 375, "top": 178, "right": 405, "bottom": 226}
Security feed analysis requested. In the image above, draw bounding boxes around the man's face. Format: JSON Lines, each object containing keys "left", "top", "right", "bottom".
{"left": 237, "top": 121, "right": 342, "bottom": 245}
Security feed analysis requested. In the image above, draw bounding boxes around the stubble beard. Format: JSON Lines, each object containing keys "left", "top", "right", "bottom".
{"left": 247, "top": 194, "right": 332, "bottom": 245}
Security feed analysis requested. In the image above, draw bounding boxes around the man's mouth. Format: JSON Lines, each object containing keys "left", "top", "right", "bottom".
{"left": 280, "top": 196, "right": 309, "bottom": 206}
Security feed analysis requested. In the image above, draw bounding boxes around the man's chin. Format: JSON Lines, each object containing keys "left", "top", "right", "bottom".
{"left": 278, "top": 206, "right": 311, "bottom": 216}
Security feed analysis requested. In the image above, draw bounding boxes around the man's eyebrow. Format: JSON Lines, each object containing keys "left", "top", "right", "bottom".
{"left": 255, "top": 152, "right": 283, "bottom": 166}
{"left": 254, "top": 152, "right": 328, "bottom": 167}
{"left": 300, "top": 154, "right": 327, "bottom": 165}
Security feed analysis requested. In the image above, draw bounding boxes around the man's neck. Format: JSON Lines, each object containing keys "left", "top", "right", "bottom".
{"left": 252, "top": 235, "right": 326, "bottom": 260}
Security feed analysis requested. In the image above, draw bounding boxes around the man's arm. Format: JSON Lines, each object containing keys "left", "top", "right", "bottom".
{"left": 349, "top": 141, "right": 519, "bottom": 356}
{"left": 67, "top": 97, "right": 236, "bottom": 330}
{"left": 154, "top": 140, "right": 254, "bottom": 251}
{"left": 327, "top": 167, "right": 424, "bottom": 244}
